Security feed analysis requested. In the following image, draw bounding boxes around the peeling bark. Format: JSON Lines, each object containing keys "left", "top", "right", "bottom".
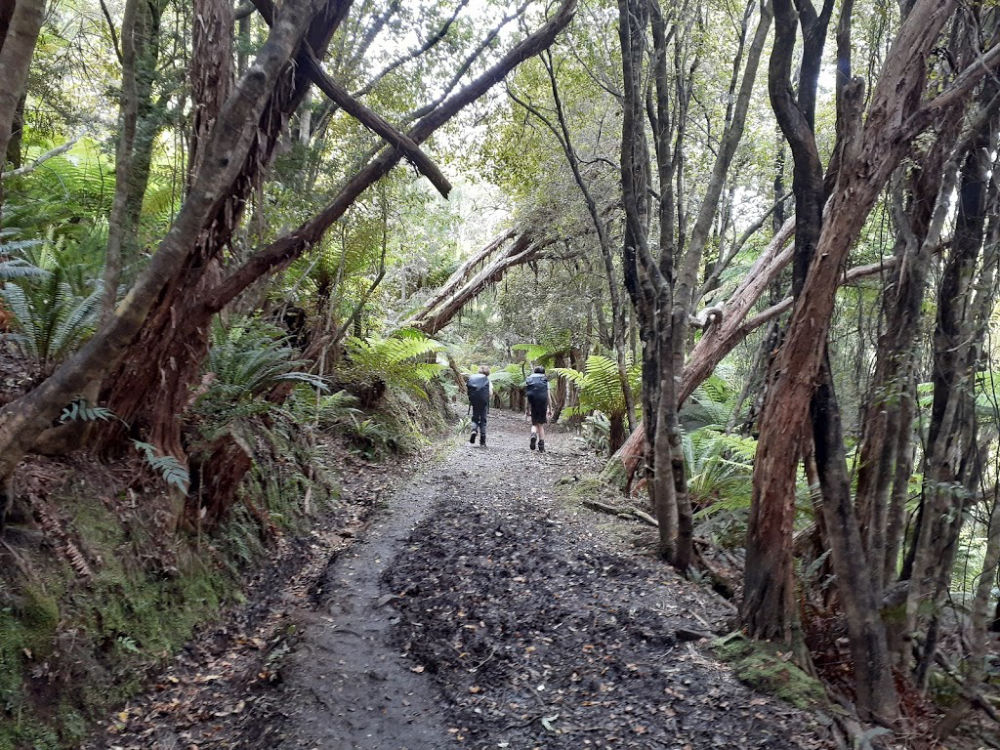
{"left": 0, "top": 0, "right": 327, "bottom": 481}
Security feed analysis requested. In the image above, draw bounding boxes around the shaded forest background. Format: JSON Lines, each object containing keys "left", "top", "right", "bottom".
{"left": 0, "top": 0, "right": 999, "bottom": 747}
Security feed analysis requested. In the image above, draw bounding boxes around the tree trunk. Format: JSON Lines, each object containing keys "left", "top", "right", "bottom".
{"left": 550, "top": 351, "right": 567, "bottom": 423}
{"left": 903, "top": 90, "right": 1000, "bottom": 673}
{"left": 934, "top": 487, "right": 1000, "bottom": 738}
{"left": 6, "top": 93, "right": 25, "bottom": 169}
{"left": 744, "top": 0, "right": 968, "bottom": 722}
{"left": 100, "top": 0, "right": 348, "bottom": 456}
{"left": 854, "top": 117, "right": 960, "bottom": 597}
{"left": 534, "top": 49, "right": 635, "bottom": 431}
{"left": 744, "top": 0, "right": 833, "bottom": 643}
{"left": 102, "top": 0, "right": 167, "bottom": 322}
{"left": 810, "top": 354, "right": 899, "bottom": 723}
{"left": 199, "top": 0, "right": 578, "bottom": 315}
{"left": 0, "top": 0, "right": 44, "bottom": 174}
{"left": 0, "top": 0, "right": 327, "bottom": 483}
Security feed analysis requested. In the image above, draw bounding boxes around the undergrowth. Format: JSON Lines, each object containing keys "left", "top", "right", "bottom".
{"left": 0, "top": 432, "right": 339, "bottom": 749}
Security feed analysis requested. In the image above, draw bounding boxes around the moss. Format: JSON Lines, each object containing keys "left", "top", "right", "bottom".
{"left": 16, "top": 585, "right": 60, "bottom": 657}
{"left": 561, "top": 475, "right": 610, "bottom": 501}
{"left": 713, "top": 632, "right": 828, "bottom": 710}
{"left": 0, "top": 380, "right": 401, "bottom": 747}
{"left": 0, "top": 489, "right": 237, "bottom": 748}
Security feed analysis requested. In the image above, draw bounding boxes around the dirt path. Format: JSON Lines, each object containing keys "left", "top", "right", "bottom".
{"left": 91, "top": 411, "right": 834, "bottom": 749}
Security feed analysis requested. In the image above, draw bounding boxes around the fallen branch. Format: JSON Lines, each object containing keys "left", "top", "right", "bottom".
{"left": 2, "top": 136, "right": 81, "bottom": 179}
{"left": 581, "top": 498, "right": 632, "bottom": 517}
{"left": 630, "top": 508, "right": 658, "bottom": 527}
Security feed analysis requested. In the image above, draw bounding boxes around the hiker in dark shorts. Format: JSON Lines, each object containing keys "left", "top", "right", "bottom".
{"left": 524, "top": 365, "right": 549, "bottom": 452}
{"left": 466, "top": 365, "right": 492, "bottom": 447}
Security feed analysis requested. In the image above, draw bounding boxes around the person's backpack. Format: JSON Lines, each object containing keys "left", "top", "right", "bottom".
{"left": 525, "top": 373, "right": 548, "bottom": 400}
{"left": 467, "top": 373, "right": 490, "bottom": 407}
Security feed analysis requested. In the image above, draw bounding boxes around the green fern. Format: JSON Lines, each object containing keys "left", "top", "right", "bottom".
{"left": 197, "top": 319, "right": 328, "bottom": 424}
{"left": 341, "top": 329, "right": 444, "bottom": 401}
{"left": 132, "top": 440, "right": 190, "bottom": 494}
{"left": 59, "top": 398, "right": 117, "bottom": 424}
{"left": 0, "top": 256, "right": 47, "bottom": 281}
{"left": 580, "top": 411, "right": 611, "bottom": 453}
{"left": 553, "top": 355, "right": 640, "bottom": 421}
{"left": 680, "top": 373, "right": 746, "bottom": 431}
{"left": 484, "top": 364, "right": 528, "bottom": 397}
{"left": 683, "top": 428, "right": 757, "bottom": 517}
{"left": 1, "top": 270, "right": 102, "bottom": 372}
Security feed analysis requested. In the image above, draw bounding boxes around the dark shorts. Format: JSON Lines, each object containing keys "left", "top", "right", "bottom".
{"left": 528, "top": 397, "right": 548, "bottom": 424}
{"left": 471, "top": 403, "right": 488, "bottom": 430}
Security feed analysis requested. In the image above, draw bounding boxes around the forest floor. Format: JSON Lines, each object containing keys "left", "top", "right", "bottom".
{"left": 87, "top": 411, "right": 835, "bottom": 750}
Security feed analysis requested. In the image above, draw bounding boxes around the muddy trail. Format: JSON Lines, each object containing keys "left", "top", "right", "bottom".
{"left": 90, "top": 412, "right": 833, "bottom": 749}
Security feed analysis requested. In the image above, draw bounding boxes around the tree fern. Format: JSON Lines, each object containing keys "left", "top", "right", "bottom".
{"left": 341, "top": 329, "right": 444, "bottom": 400}
{"left": 553, "top": 354, "right": 639, "bottom": 421}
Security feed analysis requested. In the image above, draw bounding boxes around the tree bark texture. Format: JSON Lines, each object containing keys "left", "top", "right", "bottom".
{"left": 743, "top": 0, "right": 963, "bottom": 644}
{"left": 903, "top": 87, "right": 1000, "bottom": 673}
{"left": 0, "top": 0, "right": 328, "bottom": 479}
{"left": 0, "top": 0, "right": 44, "bottom": 175}
{"left": 744, "top": 0, "right": 994, "bottom": 725}
{"left": 854, "top": 109, "right": 962, "bottom": 597}
{"left": 100, "top": 0, "right": 349, "bottom": 457}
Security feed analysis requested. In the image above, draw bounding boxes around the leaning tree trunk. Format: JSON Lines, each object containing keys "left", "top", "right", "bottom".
{"left": 92, "top": 0, "right": 577, "bottom": 529}
{"left": 101, "top": 0, "right": 578, "bottom": 475}
{"left": 100, "top": 0, "right": 239, "bottom": 461}
{"left": 744, "top": 0, "right": 987, "bottom": 720}
{"left": 0, "top": 0, "right": 327, "bottom": 515}
{"left": 99, "top": 0, "right": 348, "bottom": 458}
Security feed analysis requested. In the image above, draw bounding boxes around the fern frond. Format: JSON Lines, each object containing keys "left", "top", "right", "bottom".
{"left": 0, "top": 257, "right": 48, "bottom": 281}
{"left": 132, "top": 440, "right": 190, "bottom": 494}
{"left": 1, "top": 284, "right": 37, "bottom": 357}
{"left": 552, "top": 355, "right": 630, "bottom": 419}
{"left": 48, "top": 283, "right": 102, "bottom": 361}
{"left": 60, "top": 398, "right": 116, "bottom": 424}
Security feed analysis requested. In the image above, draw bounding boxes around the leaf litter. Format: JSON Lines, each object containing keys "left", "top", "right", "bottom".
{"left": 85, "top": 412, "right": 833, "bottom": 749}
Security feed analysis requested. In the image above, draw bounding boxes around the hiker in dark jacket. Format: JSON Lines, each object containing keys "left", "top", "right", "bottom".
{"left": 466, "top": 365, "right": 492, "bottom": 447}
{"left": 524, "top": 365, "right": 549, "bottom": 452}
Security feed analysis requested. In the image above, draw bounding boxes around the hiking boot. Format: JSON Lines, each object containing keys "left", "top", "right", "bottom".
{"left": 470, "top": 431, "right": 477, "bottom": 443}
{"left": 538, "top": 439, "right": 545, "bottom": 453}
{"left": 479, "top": 433, "right": 486, "bottom": 446}
{"left": 530, "top": 435, "right": 537, "bottom": 451}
